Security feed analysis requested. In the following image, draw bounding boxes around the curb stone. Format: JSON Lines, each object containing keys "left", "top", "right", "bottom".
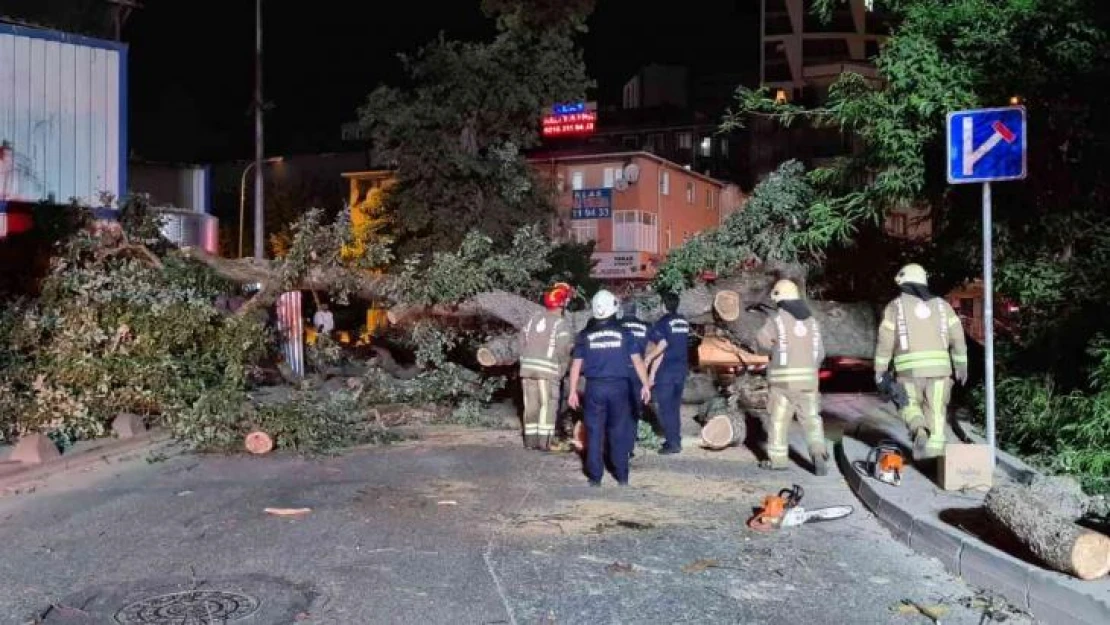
{"left": 834, "top": 439, "right": 1110, "bottom": 625}
{"left": 0, "top": 429, "right": 173, "bottom": 493}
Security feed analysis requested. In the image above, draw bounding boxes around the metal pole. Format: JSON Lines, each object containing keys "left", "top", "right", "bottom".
{"left": 252, "top": 0, "right": 265, "bottom": 259}
{"left": 982, "top": 181, "right": 996, "bottom": 466}
{"left": 238, "top": 161, "right": 255, "bottom": 258}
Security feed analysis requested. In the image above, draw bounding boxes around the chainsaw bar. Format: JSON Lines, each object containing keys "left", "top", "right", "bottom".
{"left": 780, "top": 505, "right": 854, "bottom": 528}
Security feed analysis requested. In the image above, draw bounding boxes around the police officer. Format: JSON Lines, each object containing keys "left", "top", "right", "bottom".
{"left": 755, "top": 280, "right": 829, "bottom": 474}
{"left": 620, "top": 300, "right": 649, "bottom": 456}
{"left": 875, "top": 264, "right": 968, "bottom": 459}
{"left": 519, "top": 283, "right": 574, "bottom": 451}
{"left": 644, "top": 291, "right": 690, "bottom": 454}
{"left": 568, "top": 290, "right": 652, "bottom": 486}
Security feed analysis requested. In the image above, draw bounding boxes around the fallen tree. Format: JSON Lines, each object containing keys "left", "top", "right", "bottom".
{"left": 985, "top": 482, "right": 1110, "bottom": 580}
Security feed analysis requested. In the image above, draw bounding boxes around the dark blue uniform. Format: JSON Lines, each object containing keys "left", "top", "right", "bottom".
{"left": 572, "top": 319, "right": 639, "bottom": 484}
{"left": 621, "top": 316, "right": 649, "bottom": 429}
{"left": 648, "top": 313, "right": 691, "bottom": 451}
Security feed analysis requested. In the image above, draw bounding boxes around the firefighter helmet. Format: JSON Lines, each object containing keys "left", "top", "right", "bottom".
{"left": 771, "top": 280, "right": 801, "bottom": 303}
{"left": 543, "top": 282, "right": 573, "bottom": 310}
{"left": 895, "top": 263, "right": 928, "bottom": 286}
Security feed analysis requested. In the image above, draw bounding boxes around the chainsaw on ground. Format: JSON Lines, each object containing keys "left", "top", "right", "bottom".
{"left": 746, "top": 484, "right": 854, "bottom": 532}
{"left": 853, "top": 440, "right": 906, "bottom": 486}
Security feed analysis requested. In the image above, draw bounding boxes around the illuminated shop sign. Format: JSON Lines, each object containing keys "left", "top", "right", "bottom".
{"left": 542, "top": 101, "right": 597, "bottom": 137}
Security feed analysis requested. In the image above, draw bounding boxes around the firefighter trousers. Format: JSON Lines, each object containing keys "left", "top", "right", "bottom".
{"left": 766, "top": 386, "right": 826, "bottom": 466}
{"left": 899, "top": 376, "right": 952, "bottom": 458}
{"left": 522, "top": 378, "right": 558, "bottom": 449}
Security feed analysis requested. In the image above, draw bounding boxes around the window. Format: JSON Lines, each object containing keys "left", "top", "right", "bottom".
{"left": 603, "top": 168, "right": 615, "bottom": 189}
{"left": 660, "top": 171, "right": 670, "bottom": 195}
{"left": 613, "top": 210, "right": 658, "bottom": 253}
{"left": 571, "top": 170, "right": 584, "bottom": 191}
{"left": 685, "top": 182, "right": 694, "bottom": 204}
{"left": 705, "top": 189, "right": 712, "bottom": 208}
{"left": 719, "top": 138, "right": 729, "bottom": 157}
{"left": 571, "top": 220, "right": 597, "bottom": 244}
{"left": 677, "top": 132, "right": 693, "bottom": 150}
{"left": 699, "top": 137, "right": 712, "bottom": 157}
{"left": 886, "top": 213, "right": 907, "bottom": 236}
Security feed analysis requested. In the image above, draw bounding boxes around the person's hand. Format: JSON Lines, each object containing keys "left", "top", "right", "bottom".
{"left": 955, "top": 366, "right": 968, "bottom": 386}
{"left": 640, "top": 386, "right": 651, "bottom": 404}
{"left": 568, "top": 392, "right": 580, "bottom": 410}
{"left": 875, "top": 373, "right": 885, "bottom": 387}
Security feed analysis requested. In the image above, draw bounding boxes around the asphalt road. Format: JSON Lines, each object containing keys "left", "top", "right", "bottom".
{"left": 0, "top": 423, "right": 1032, "bottom": 624}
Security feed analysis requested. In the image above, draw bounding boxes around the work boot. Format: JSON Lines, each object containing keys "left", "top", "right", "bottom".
{"left": 549, "top": 440, "right": 573, "bottom": 453}
{"left": 911, "top": 427, "right": 929, "bottom": 458}
{"left": 810, "top": 444, "right": 830, "bottom": 477}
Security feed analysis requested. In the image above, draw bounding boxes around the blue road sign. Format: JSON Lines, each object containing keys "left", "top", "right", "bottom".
{"left": 571, "top": 188, "right": 612, "bottom": 220}
{"left": 947, "top": 106, "right": 1027, "bottom": 184}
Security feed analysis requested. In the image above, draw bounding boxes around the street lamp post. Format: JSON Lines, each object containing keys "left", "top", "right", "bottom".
{"left": 253, "top": 0, "right": 265, "bottom": 259}
{"left": 238, "top": 157, "right": 282, "bottom": 258}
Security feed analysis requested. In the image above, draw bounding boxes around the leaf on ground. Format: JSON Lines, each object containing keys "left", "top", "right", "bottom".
{"left": 892, "top": 600, "right": 948, "bottom": 620}
{"left": 682, "top": 558, "right": 721, "bottom": 573}
{"left": 606, "top": 561, "right": 635, "bottom": 575}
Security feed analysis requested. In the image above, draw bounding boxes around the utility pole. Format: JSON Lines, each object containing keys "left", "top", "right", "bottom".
{"left": 253, "top": 0, "right": 266, "bottom": 259}
{"left": 105, "top": 0, "right": 142, "bottom": 41}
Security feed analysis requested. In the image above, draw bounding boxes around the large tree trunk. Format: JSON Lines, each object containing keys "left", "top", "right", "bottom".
{"left": 984, "top": 483, "right": 1110, "bottom": 580}
{"left": 698, "top": 396, "right": 746, "bottom": 450}
{"left": 476, "top": 334, "right": 520, "bottom": 368}
{"left": 682, "top": 372, "right": 719, "bottom": 405}
{"left": 713, "top": 296, "right": 877, "bottom": 360}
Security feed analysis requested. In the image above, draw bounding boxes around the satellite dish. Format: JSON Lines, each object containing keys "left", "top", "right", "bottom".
{"left": 614, "top": 177, "right": 630, "bottom": 192}
{"left": 624, "top": 163, "right": 641, "bottom": 183}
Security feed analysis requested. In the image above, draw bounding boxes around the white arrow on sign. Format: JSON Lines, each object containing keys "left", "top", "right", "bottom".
{"left": 962, "top": 117, "right": 1017, "bottom": 176}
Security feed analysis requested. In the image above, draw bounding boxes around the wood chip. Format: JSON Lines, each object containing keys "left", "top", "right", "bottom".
{"left": 681, "top": 558, "right": 721, "bottom": 573}
{"left": 264, "top": 507, "right": 312, "bottom": 516}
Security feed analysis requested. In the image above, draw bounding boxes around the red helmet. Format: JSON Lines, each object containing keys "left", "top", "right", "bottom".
{"left": 543, "top": 282, "right": 573, "bottom": 310}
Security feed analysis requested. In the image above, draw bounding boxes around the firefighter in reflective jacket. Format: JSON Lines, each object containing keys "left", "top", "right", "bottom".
{"left": 755, "top": 280, "right": 829, "bottom": 474}
{"left": 568, "top": 290, "right": 652, "bottom": 486}
{"left": 874, "top": 264, "right": 969, "bottom": 459}
{"left": 519, "top": 283, "right": 574, "bottom": 451}
{"left": 620, "top": 300, "right": 649, "bottom": 454}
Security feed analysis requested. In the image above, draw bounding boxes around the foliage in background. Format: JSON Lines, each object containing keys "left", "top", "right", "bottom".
{"left": 654, "top": 160, "right": 816, "bottom": 292}
{"left": 358, "top": 0, "right": 595, "bottom": 257}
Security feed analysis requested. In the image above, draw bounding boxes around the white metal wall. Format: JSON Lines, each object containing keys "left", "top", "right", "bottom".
{"left": 0, "top": 26, "right": 125, "bottom": 206}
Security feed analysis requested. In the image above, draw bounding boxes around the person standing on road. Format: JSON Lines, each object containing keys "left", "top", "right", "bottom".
{"left": 620, "top": 300, "right": 649, "bottom": 457}
{"left": 568, "top": 290, "right": 652, "bottom": 486}
{"left": 518, "top": 283, "right": 575, "bottom": 451}
{"left": 755, "top": 280, "right": 829, "bottom": 475}
{"left": 874, "top": 264, "right": 968, "bottom": 460}
{"left": 644, "top": 291, "right": 690, "bottom": 455}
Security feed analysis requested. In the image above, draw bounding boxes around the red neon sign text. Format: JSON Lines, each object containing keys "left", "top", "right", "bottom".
{"left": 542, "top": 111, "right": 597, "bottom": 137}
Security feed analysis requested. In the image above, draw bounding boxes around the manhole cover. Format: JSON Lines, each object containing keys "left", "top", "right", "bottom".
{"left": 113, "top": 590, "right": 260, "bottom": 624}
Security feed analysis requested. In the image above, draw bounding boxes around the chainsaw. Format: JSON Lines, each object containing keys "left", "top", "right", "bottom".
{"left": 853, "top": 441, "right": 906, "bottom": 486}
{"left": 746, "top": 485, "right": 854, "bottom": 532}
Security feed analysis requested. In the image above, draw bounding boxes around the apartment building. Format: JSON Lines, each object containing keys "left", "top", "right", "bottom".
{"left": 530, "top": 150, "right": 742, "bottom": 281}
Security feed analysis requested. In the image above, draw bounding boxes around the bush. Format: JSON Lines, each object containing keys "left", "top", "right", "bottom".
{"left": 978, "top": 335, "right": 1110, "bottom": 494}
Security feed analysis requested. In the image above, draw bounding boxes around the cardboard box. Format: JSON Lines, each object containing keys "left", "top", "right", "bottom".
{"left": 939, "top": 444, "right": 994, "bottom": 491}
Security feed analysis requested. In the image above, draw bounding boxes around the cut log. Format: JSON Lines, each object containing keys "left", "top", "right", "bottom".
{"left": 715, "top": 300, "right": 877, "bottom": 360}
{"left": 682, "top": 372, "right": 719, "bottom": 405}
{"left": 699, "top": 397, "right": 746, "bottom": 450}
{"left": 714, "top": 290, "right": 742, "bottom": 322}
{"left": 984, "top": 482, "right": 1110, "bottom": 580}
{"left": 476, "top": 334, "right": 520, "bottom": 368}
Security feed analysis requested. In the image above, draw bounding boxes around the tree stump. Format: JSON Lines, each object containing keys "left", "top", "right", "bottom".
{"left": 245, "top": 431, "right": 274, "bottom": 455}
{"left": 984, "top": 482, "right": 1110, "bottom": 580}
{"left": 699, "top": 397, "right": 746, "bottom": 450}
{"left": 476, "top": 334, "right": 520, "bottom": 367}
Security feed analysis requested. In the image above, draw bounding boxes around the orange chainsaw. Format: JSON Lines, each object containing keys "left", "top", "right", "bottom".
{"left": 746, "top": 485, "right": 853, "bottom": 532}
{"left": 853, "top": 441, "right": 905, "bottom": 486}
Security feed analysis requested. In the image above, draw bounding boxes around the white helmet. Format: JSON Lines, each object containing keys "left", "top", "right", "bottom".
{"left": 591, "top": 290, "right": 619, "bottom": 320}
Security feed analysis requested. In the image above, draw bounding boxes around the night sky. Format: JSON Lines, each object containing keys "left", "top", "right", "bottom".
{"left": 121, "top": 1, "right": 761, "bottom": 163}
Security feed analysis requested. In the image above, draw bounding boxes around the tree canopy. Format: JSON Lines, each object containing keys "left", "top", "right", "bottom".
{"left": 358, "top": 0, "right": 595, "bottom": 258}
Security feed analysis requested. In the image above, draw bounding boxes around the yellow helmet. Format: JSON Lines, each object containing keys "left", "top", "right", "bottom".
{"left": 895, "top": 263, "right": 928, "bottom": 286}
{"left": 770, "top": 279, "right": 801, "bottom": 303}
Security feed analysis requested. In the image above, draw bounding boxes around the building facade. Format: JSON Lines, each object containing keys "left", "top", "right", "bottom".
{"left": 530, "top": 151, "right": 743, "bottom": 281}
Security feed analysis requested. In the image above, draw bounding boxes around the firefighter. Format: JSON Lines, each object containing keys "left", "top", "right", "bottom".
{"left": 644, "top": 291, "right": 690, "bottom": 454}
{"left": 620, "top": 300, "right": 649, "bottom": 457}
{"left": 518, "top": 283, "right": 574, "bottom": 451}
{"left": 874, "top": 264, "right": 969, "bottom": 459}
{"left": 755, "top": 279, "right": 829, "bottom": 474}
{"left": 568, "top": 290, "right": 652, "bottom": 486}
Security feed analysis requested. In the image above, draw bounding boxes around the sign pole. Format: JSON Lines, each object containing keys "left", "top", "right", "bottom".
{"left": 982, "top": 181, "right": 996, "bottom": 467}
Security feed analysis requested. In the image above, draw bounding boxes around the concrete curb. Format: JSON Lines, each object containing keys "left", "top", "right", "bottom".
{"left": 0, "top": 429, "right": 173, "bottom": 492}
{"left": 834, "top": 439, "right": 1110, "bottom": 625}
